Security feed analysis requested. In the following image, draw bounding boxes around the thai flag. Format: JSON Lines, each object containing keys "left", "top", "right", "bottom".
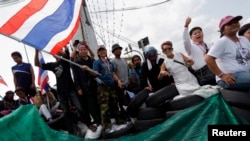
{"left": 0, "top": 0, "right": 82, "bottom": 55}
{"left": 0, "top": 75, "right": 8, "bottom": 86}
{"left": 38, "top": 51, "right": 50, "bottom": 94}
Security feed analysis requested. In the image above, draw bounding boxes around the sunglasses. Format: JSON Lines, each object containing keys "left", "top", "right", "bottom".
{"left": 162, "top": 47, "right": 173, "bottom": 51}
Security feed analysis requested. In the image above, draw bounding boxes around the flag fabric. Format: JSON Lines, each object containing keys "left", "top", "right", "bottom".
{"left": 0, "top": 0, "right": 82, "bottom": 55}
{"left": 38, "top": 51, "right": 50, "bottom": 94}
{"left": 0, "top": 75, "right": 7, "bottom": 86}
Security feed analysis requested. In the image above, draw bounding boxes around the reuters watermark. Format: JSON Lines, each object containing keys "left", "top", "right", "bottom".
{"left": 208, "top": 125, "right": 250, "bottom": 140}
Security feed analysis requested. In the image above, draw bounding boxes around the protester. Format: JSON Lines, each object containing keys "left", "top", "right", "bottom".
{"left": 34, "top": 48, "right": 97, "bottom": 135}
{"left": 205, "top": 15, "right": 250, "bottom": 91}
{"left": 127, "top": 55, "right": 143, "bottom": 94}
{"left": 11, "top": 51, "right": 36, "bottom": 97}
{"left": 93, "top": 45, "right": 128, "bottom": 133}
{"left": 0, "top": 90, "right": 18, "bottom": 117}
{"left": 15, "top": 87, "right": 33, "bottom": 106}
{"left": 183, "top": 17, "right": 216, "bottom": 86}
{"left": 70, "top": 40, "right": 95, "bottom": 61}
{"left": 33, "top": 87, "right": 61, "bottom": 123}
{"left": 110, "top": 43, "right": 130, "bottom": 121}
{"left": 140, "top": 45, "right": 174, "bottom": 92}
{"left": 160, "top": 41, "right": 198, "bottom": 96}
{"left": 71, "top": 43, "right": 101, "bottom": 126}
{"left": 160, "top": 41, "right": 218, "bottom": 99}
{"left": 238, "top": 23, "right": 250, "bottom": 41}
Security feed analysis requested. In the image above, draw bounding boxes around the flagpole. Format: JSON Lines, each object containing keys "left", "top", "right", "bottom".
{"left": 0, "top": 33, "right": 101, "bottom": 76}
{"left": 41, "top": 50, "right": 101, "bottom": 76}
{"left": 23, "top": 44, "right": 30, "bottom": 63}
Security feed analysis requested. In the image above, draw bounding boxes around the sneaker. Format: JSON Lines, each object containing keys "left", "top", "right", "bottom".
{"left": 46, "top": 118, "right": 54, "bottom": 124}
{"left": 104, "top": 127, "right": 115, "bottom": 133}
{"left": 85, "top": 125, "right": 102, "bottom": 139}
{"left": 77, "top": 121, "right": 88, "bottom": 135}
{"left": 111, "top": 124, "right": 127, "bottom": 131}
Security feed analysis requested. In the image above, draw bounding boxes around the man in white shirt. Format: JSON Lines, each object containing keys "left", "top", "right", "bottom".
{"left": 183, "top": 17, "right": 216, "bottom": 86}
{"left": 205, "top": 15, "right": 250, "bottom": 91}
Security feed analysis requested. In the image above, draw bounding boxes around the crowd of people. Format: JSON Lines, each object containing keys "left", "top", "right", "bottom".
{"left": 1, "top": 15, "right": 250, "bottom": 139}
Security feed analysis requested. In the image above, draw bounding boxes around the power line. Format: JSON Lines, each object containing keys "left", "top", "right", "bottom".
{"left": 91, "top": 0, "right": 171, "bottom": 13}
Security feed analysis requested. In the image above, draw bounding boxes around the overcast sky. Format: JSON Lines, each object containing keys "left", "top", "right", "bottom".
{"left": 0, "top": 0, "right": 249, "bottom": 97}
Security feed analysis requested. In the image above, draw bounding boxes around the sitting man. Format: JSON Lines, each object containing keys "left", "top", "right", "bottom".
{"left": 205, "top": 15, "right": 250, "bottom": 91}
{"left": 0, "top": 90, "right": 18, "bottom": 117}
{"left": 34, "top": 87, "right": 61, "bottom": 123}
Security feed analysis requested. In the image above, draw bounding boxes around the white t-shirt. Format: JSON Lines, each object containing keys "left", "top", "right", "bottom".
{"left": 208, "top": 36, "right": 250, "bottom": 74}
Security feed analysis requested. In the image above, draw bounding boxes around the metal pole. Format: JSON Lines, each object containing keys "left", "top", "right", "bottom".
{"left": 0, "top": 32, "right": 101, "bottom": 76}
{"left": 23, "top": 43, "right": 30, "bottom": 63}
{"left": 42, "top": 50, "right": 101, "bottom": 76}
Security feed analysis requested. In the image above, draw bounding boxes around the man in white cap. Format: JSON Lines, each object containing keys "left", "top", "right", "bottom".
{"left": 205, "top": 15, "right": 250, "bottom": 91}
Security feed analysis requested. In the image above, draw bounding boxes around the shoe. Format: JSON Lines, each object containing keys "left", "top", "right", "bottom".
{"left": 104, "top": 127, "right": 115, "bottom": 133}
{"left": 77, "top": 121, "right": 88, "bottom": 135}
{"left": 85, "top": 125, "right": 102, "bottom": 139}
{"left": 46, "top": 118, "right": 54, "bottom": 124}
{"left": 111, "top": 123, "right": 127, "bottom": 131}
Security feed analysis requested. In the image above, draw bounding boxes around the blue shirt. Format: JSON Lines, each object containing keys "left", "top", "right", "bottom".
{"left": 12, "top": 63, "right": 32, "bottom": 89}
{"left": 93, "top": 59, "right": 115, "bottom": 87}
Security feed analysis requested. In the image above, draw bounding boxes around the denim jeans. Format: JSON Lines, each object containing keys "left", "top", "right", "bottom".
{"left": 218, "top": 71, "right": 250, "bottom": 91}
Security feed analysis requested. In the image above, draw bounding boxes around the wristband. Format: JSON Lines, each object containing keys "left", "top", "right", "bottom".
{"left": 218, "top": 72, "right": 224, "bottom": 78}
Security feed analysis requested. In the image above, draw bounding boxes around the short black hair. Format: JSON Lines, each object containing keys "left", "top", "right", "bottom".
{"left": 189, "top": 27, "right": 202, "bottom": 36}
{"left": 238, "top": 23, "right": 250, "bottom": 36}
{"left": 11, "top": 51, "right": 22, "bottom": 58}
{"left": 132, "top": 55, "right": 141, "bottom": 63}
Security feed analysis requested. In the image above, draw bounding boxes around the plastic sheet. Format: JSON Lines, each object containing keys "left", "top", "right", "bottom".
{"left": 0, "top": 93, "right": 248, "bottom": 141}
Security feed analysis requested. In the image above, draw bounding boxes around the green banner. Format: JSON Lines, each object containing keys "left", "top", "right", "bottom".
{"left": 0, "top": 93, "right": 248, "bottom": 141}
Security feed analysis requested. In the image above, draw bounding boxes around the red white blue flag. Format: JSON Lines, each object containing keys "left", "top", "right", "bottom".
{"left": 0, "top": 75, "right": 7, "bottom": 86}
{"left": 0, "top": 0, "right": 82, "bottom": 55}
{"left": 38, "top": 51, "right": 50, "bottom": 94}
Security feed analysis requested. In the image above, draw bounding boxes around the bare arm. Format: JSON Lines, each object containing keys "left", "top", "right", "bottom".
{"left": 180, "top": 53, "right": 194, "bottom": 65}
{"left": 112, "top": 72, "right": 122, "bottom": 88}
{"left": 205, "top": 54, "right": 236, "bottom": 85}
{"left": 204, "top": 55, "right": 222, "bottom": 76}
{"left": 159, "top": 63, "right": 170, "bottom": 79}
{"left": 34, "top": 49, "right": 42, "bottom": 67}
{"left": 29, "top": 65, "right": 36, "bottom": 89}
{"left": 87, "top": 46, "right": 95, "bottom": 59}
{"left": 183, "top": 17, "right": 192, "bottom": 55}
{"left": 70, "top": 47, "right": 77, "bottom": 61}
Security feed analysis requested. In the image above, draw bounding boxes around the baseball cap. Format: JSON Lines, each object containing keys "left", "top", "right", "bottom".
{"left": 97, "top": 45, "right": 106, "bottom": 52}
{"left": 219, "top": 15, "right": 242, "bottom": 30}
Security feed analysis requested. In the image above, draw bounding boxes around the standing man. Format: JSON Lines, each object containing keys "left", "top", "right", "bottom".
{"left": 111, "top": 43, "right": 130, "bottom": 121}
{"left": 34, "top": 48, "right": 97, "bottom": 135}
{"left": 11, "top": 51, "right": 36, "bottom": 97}
{"left": 72, "top": 43, "right": 101, "bottom": 126}
{"left": 183, "top": 17, "right": 216, "bottom": 86}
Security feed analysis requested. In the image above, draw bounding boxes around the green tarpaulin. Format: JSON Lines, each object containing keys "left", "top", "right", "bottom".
{"left": 0, "top": 93, "right": 248, "bottom": 141}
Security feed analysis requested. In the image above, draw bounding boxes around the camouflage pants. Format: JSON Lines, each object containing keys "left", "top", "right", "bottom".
{"left": 97, "top": 85, "right": 123, "bottom": 128}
